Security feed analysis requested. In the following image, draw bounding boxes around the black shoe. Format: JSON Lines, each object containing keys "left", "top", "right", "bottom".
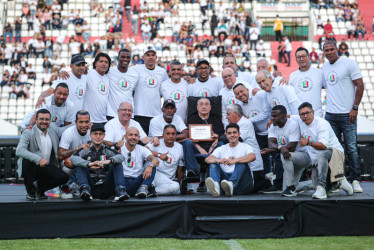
{"left": 33, "top": 181, "right": 48, "bottom": 199}
{"left": 114, "top": 187, "right": 130, "bottom": 201}
{"left": 148, "top": 184, "right": 158, "bottom": 198}
{"left": 180, "top": 179, "right": 188, "bottom": 195}
{"left": 187, "top": 169, "right": 199, "bottom": 178}
{"left": 135, "top": 185, "right": 148, "bottom": 199}
{"left": 281, "top": 185, "right": 297, "bottom": 197}
{"left": 80, "top": 186, "right": 92, "bottom": 201}
{"left": 197, "top": 181, "right": 207, "bottom": 192}
{"left": 26, "top": 193, "right": 36, "bottom": 200}
{"left": 260, "top": 185, "right": 282, "bottom": 194}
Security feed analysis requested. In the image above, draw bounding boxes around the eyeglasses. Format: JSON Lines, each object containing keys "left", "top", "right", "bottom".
{"left": 119, "top": 108, "right": 133, "bottom": 113}
{"left": 300, "top": 111, "right": 313, "bottom": 117}
{"left": 296, "top": 54, "right": 308, "bottom": 60}
{"left": 222, "top": 74, "right": 233, "bottom": 79}
{"left": 197, "top": 67, "right": 210, "bottom": 71}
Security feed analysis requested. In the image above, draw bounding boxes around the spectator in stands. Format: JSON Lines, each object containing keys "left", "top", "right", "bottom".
{"left": 0, "top": 70, "right": 10, "bottom": 87}
{"left": 42, "top": 72, "right": 53, "bottom": 86}
{"left": 73, "top": 14, "right": 84, "bottom": 26}
{"left": 344, "top": 5, "right": 352, "bottom": 22}
{"left": 274, "top": 15, "right": 283, "bottom": 41}
{"left": 187, "top": 21, "right": 198, "bottom": 42}
{"left": 3, "top": 22, "right": 13, "bottom": 43}
{"left": 210, "top": 10, "right": 218, "bottom": 37}
{"left": 113, "top": 20, "right": 122, "bottom": 33}
{"left": 347, "top": 20, "right": 356, "bottom": 40}
{"left": 9, "top": 84, "right": 18, "bottom": 99}
{"left": 131, "top": 6, "right": 139, "bottom": 35}
{"left": 9, "top": 71, "right": 19, "bottom": 86}
{"left": 284, "top": 36, "right": 292, "bottom": 67}
{"left": 10, "top": 49, "right": 21, "bottom": 67}
{"left": 316, "top": 15, "right": 324, "bottom": 29}
{"left": 69, "top": 38, "right": 81, "bottom": 57}
{"left": 162, "top": 36, "right": 170, "bottom": 51}
{"left": 185, "top": 35, "right": 195, "bottom": 55}
{"left": 51, "top": 55, "right": 62, "bottom": 73}
{"left": 249, "top": 23, "right": 259, "bottom": 51}
{"left": 201, "top": 9, "right": 208, "bottom": 33}
{"left": 52, "top": 0, "right": 62, "bottom": 18}
{"left": 208, "top": 42, "right": 217, "bottom": 58}
{"left": 218, "top": 21, "right": 228, "bottom": 42}
{"left": 14, "top": 17, "right": 22, "bottom": 43}
{"left": 26, "top": 63, "right": 36, "bottom": 80}
{"left": 318, "top": 33, "right": 327, "bottom": 50}
{"left": 171, "top": 21, "right": 180, "bottom": 43}
{"left": 323, "top": 19, "right": 333, "bottom": 35}
{"left": 21, "top": 3, "right": 29, "bottom": 19}
{"left": 242, "top": 57, "right": 251, "bottom": 72}
{"left": 355, "top": 20, "right": 366, "bottom": 41}
{"left": 17, "top": 84, "right": 29, "bottom": 99}
{"left": 338, "top": 39, "right": 349, "bottom": 57}
{"left": 336, "top": 7, "right": 345, "bottom": 23}
{"left": 151, "top": 24, "right": 158, "bottom": 40}
{"left": 18, "top": 68, "right": 28, "bottom": 86}
{"left": 60, "top": 16, "right": 68, "bottom": 30}
{"left": 193, "top": 47, "right": 203, "bottom": 61}
{"left": 256, "top": 40, "right": 265, "bottom": 58}
{"left": 43, "top": 9, "right": 52, "bottom": 30}
{"left": 42, "top": 56, "right": 52, "bottom": 74}
{"left": 75, "top": 23, "right": 83, "bottom": 42}
{"left": 141, "top": 20, "right": 152, "bottom": 42}
{"left": 44, "top": 37, "right": 53, "bottom": 59}
{"left": 34, "top": 37, "right": 45, "bottom": 58}
{"left": 310, "top": 48, "right": 319, "bottom": 63}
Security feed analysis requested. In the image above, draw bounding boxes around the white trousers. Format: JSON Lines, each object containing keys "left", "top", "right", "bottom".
{"left": 153, "top": 171, "right": 180, "bottom": 195}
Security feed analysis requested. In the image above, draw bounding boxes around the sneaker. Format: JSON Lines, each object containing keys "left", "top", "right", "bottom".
{"left": 114, "top": 187, "right": 130, "bottom": 201}
{"left": 69, "top": 182, "right": 80, "bottom": 196}
{"left": 135, "top": 185, "right": 148, "bottom": 199}
{"left": 60, "top": 185, "right": 73, "bottom": 199}
{"left": 45, "top": 187, "right": 60, "bottom": 198}
{"left": 260, "top": 185, "right": 282, "bottom": 194}
{"left": 80, "top": 186, "right": 92, "bottom": 201}
{"left": 197, "top": 181, "right": 207, "bottom": 192}
{"left": 33, "top": 181, "right": 48, "bottom": 199}
{"left": 26, "top": 193, "right": 36, "bottom": 201}
{"left": 339, "top": 177, "right": 353, "bottom": 196}
{"left": 180, "top": 179, "right": 188, "bottom": 195}
{"left": 221, "top": 180, "right": 233, "bottom": 197}
{"left": 312, "top": 185, "right": 327, "bottom": 199}
{"left": 187, "top": 169, "right": 199, "bottom": 178}
{"left": 352, "top": 180, "right": 363, "bottom": 193}
{"left": 205, "top": 177, "right": 220, "bottom": 198}
{"left": 148, "top": 184, "right": 158, "bottom": 198}
{"left": 282, "top": 185, "right": 297, "bottom": 197}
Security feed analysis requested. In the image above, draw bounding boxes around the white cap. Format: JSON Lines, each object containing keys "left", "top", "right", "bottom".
{"left": 143, "top": 45, "right": 157, "bottom": 55}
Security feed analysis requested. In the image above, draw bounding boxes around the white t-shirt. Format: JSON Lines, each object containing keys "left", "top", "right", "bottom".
{"left": 268, "top": 118, "right": 306, "bottom": 152}
{"left": 187, "top": 76, "right": 224, "bottom": 97}
{"left": 59, "top": 125, "right": 90, "bottom": 150}
{"left": 107, "top": 66, "right": 139, "bottom": 118}
{"left": 291, "top": 116, "right": 344, "bottom": 164}
{"left": 237, "top": 71, "right": 259, "bottom": 89}
{"left": 82, "top": 69, "right": 110, "bottom": 123}
{"left": 69, "top": 42, "right": 81, "bottom": 55}
{"left": 104, "top": 117, "right": 146, "bottom": 143}
{"left": 41, "top": 95, "right": 75, "bottom": 127}
{"left": 52, "top": 72, "right": 87, "bottom": 119}
{"left": 133, "top": 64, "right": 169, "bottom": 117}
{"left": 149, "top": 114, "right": 187, "bottom": 137}
{"left": 265, "top": 77, "right": 301, "bottom": 115}
{"left": 211, "top": 142, "right": 254, "bottom": 174}
{"left": 121, "top": 144, "right": 152, "bottom": 178}
{"left": 322, "top": 57, "right": 362, "bottom": 114}
{"left": 237, "top": 117, "right": 263, "bottom": 171}
{"left": 249, "top": 27, "right": 259, "bottom": 40}
{"left": 160, "top": 78, "right": 189, "bottom": 121}
{"left": 289, "top": 67, "right": 326, "bottom": 117}
{"left": 146, "top": 139, "right": 184, "bottom": 180}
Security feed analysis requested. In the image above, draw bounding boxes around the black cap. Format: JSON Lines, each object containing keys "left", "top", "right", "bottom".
{"left": 196, "top": 58, "right": 210, "bottom": 68}
{"left": 71, "top": 54, "right": 87, "bottom": 65}
{"left": 163, "top": 99, "right": 176, "bottom": 108}
{"left": 90, "top": 124, "right": 105, "bottom": 133}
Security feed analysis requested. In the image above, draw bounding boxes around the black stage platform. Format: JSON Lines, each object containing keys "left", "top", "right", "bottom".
{"left": 1, "top": 183, "right": 374, "bottom": 239}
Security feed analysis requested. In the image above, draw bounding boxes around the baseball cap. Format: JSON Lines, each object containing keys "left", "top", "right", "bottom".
{"left": 71, "top": 54, "right": 87, "bottom": 65}
{"left": 196, "top": 58, "right": 210, "bottom": 68}
{"left": 143, "top": 45, "right": 157, "bottom": 56}
{"left": 163, "top": 99, "right": 176, "bottom": 108}
{"left": 90, "top": 124, "right": 105, "bottom": 133}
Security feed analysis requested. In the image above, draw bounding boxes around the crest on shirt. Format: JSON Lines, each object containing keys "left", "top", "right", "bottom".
{"left": 97, "top": 81, "right": 108, "bottom": 95}
{"left": 51, "top": 113, "right": 60, "bottom": 123}
{"left": 326, "top": 71, "right": 338, "bottom": 86}
{"left": 75, "top": 85, "right": 85, "bottom": 99}
{"left": 199, "top": 88, "right": 212, "bottom": 97}
{"left": 271, "top": 97, "right": 280, "bottom": 107}
{"left": 165, "top": 152, "right": 176, "bottom": 167}
{"left": 170, "top": 90, "right": 185, "bottom": 103}
{"left": 278, "top": 136, "right": 287, "bottom": 145}
{"left": 250, "top": 109, "right": 259, "bottom": 118}
{"left": 145, "top": 75, "right": 158, "bottom": 88}
{"left": 126, "top": 155, "right": 136, "bottom": 168}
{"left": 298, "top": 77, "right": 313, "bottom": 92}
{"left": 119, "top": 78, "right": 132, "bottom": 91}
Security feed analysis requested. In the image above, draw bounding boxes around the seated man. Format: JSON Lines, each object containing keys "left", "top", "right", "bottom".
{"left": 70, "top": 124, "right": 128, "bottom": 201}
{"left": 16, "top": 109, "right": 69, "bottom": 200}
{"left": 205, "top": 123, "right": 255, "bottom": 197}
{"left": 149, "top": 99, "right": 188, "bottom": 141}
{"left": 146, "top": 125, "right": 184, "bottom": 195}
{"left": 261, "top": 105, "right": 312, "bottom": 196}
{"left": 295, "top": 102, "right": 353, "bottom": 199}
{"left": 121, "top": 127, "right": 160, "bottom": 198}
{"left": 183, "top": 97, "right": 225, "bottom": 178}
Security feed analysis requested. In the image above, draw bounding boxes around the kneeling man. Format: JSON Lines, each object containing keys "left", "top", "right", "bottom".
{"left": 205, "top": 123, "right": 255, "bottom": 197}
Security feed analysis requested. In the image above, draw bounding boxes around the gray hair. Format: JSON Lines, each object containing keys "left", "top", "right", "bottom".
{"left": 258, "top": 70, "right": 272, "bottom": 79}
{"left": 227, "top": 104, "right": 244, "bottom": 117}
{"left": 257, "top": 57, "right": 270, "bottom": 68}
{"left": 170, "top": 60, "right": 182, "bottom": 67}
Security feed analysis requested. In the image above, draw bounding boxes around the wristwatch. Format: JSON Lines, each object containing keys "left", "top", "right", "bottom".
{"left": 149, "top": 163, "right": 155, "bottom": 168}
{"left": 308, "top": 139, "right": 313, "bottom": 146}
{"left": 157, "top": 153, "right": 161, "bottom": 158}
{"left": 352, "top": 105, "right": 359, "bottom": 111}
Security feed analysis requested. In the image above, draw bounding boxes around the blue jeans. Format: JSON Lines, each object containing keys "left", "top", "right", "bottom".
{"left": 272, "top": 152, "right": 284, "bottom": 188}
{"left": 209, "top": 163, "right": 254, "bottom": 195}
{"left": 172, "top": 32, "right": 179, "bottom": 42}
{"left": 15, "top": 30, "right": 21, "bottom": 42}
{"left": 83, "top": 32, "right": 91, "bottom": 42}
{"left": 285, "top": 51, "right": 291, "bottom": 66}
{"left": 142, "top": 32, "right": 151, "bottom": 42}
{"left": 76, "top": 163, "right": 126, "bottom": 199}
{"left": 3, "top": 32, "right": 12, "bottom": 43}
{"left": 124, "top": 167, "right": 156, "bottom": 196}
{"left": 132, "top": 19, "right": 138, "bottom": 35}
{"left": 325, "top": 112, "right": 360, "bottom": 181}
{"left": 45, "top": 48, "right": 53, "bottom": 58}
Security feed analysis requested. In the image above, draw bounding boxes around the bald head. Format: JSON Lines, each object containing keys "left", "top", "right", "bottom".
{"left": 222, "top": 67, "right": 236, "bottom": 89}
{"left": 126, "top": 126, "right": 139, "bottom": 135}
{"left": 125, "top": 126, "right": 140, "bottom": 147}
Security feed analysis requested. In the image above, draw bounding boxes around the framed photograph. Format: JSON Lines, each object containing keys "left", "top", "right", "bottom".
{"left": 189, "top": 124, "right": 213, "bottom": 141}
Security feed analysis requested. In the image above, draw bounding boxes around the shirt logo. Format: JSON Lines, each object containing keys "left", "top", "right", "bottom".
{"left": 174, "top": 93, "right": 180, "bottom": 100}
{"left": 228, "top": 100, "right": 235, "bottom": 104}
{"left": 145, "top": 75, "right": 158, "bottom": 89}
{"left": 326, "top": 71, "right": 338, "bottom": 86}
{"left": 201, "top": 92, "right": 208, "bottom": 97}
{"left": 298, "top": 77, "right": 313, "bottom": 92}
{"left": 127, "top": 160, "right": 134, "bottom": 167}
{"left": 75, "top": 85, "right": 85, "bottom": 99}
{"left": 279, "top": 137, "right": 286, "bottom": 145}
{"left": 304, "top": 135, "right": 310, "bottom": 140}
{"left": 271, "top": 97, "right": 280, "bottom": 107}
{"left": 97, "top": 81, "right": 108, "bottom": 95}
{"left": 51, "top": 115, "right": 58, "bottom": 122}
{"left": 100, "top": 155, "right": 106, "bottom": 161}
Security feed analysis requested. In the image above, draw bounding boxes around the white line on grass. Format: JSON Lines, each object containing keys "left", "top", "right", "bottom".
{"left": 223, "top": 239, "right": 244, "bottom": 250}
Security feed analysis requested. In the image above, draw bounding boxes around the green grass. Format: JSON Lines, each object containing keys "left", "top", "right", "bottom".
{"left": 1, "top": 237, "right": 374, "bottom": 250}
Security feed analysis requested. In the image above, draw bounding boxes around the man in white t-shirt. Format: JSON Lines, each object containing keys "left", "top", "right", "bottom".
{"left": 107, "top": 49, "right": 139, "bottom": 119}
{"left": 205, "top": 123, "right": 255, "bottom": 197}
{"left": 289, "top": 47, "right": 326, "bottom": 117}
{"left": 149, "top": 99, "right": 188, "bottom": 141}
{"left": 322, "top": 41, "right": 365, "bottom": 193}
{"left": 283, "top": 36, "right": 292, "bottom": 67}
{"left": 188, "top": 59, "right": 223, "bottom": 97}
{"left": 69, "top": 40, "right": 81, "bottom": 57}
{"left": 104, "top": 102, "right": 157, "bottom": 149}
{"left": 295, "top": 102, "right": 353, "bottom": 199}
{"left": 133, "top": 46, "right": 169, "bottom": 135}
{"left": 160, "top": 60, "right": 189, "bottom": 121}
{"left": 146, "top": 124, "right": 184, "bottom": 195}
{"left": 262, "top": 105, "right": 311, "bottom": 196}
{"left": 121, "top": 127, "right": 160, "bottom": 198}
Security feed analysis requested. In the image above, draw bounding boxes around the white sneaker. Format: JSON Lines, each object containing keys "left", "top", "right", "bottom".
{"left": 205, "top": 177, "right": 220, "bottom": 198}
{"left": 352, "top": 180, "right": 363, "bottom": 193}
{"left": 312, "top": 185, "right": 327, "bottom": 199}
{"left": 339, "top": 177, "right": 353, "bottom": 196}
{"left": 70, "top": 182, "right": 80, "bottom": 196}
{"left": 60, "top": 191, "right": 73, "bottom": 199}
{"left": 221, "top": 180, "right": 233, "bottom": 197}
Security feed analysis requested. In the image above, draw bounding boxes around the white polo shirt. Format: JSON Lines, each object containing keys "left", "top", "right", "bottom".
{"left": 160, "top": 78, "right": 189, "bottom": 121}
{"left": 322, "top": 57, "right": 362, "bottom": 114}
{"left": 187, "top": 76, "right": 223, "bottom": 97}
{"left": 146, "top": 139, "right": 184, "bottom": 180}
{"left": 82, "top": 69, "right": 110, "bottom": 123}
{"left": 104, "top": 117, "right": 147, "bottom": 144}
{"left": 41, "top": 95, "right": 75, "bottom": 127}
{"left": 148, "top": 114, "right": 187, "bottom": 137}
{"left": 133, "top": 64, "right": 169, "bottom": 117}
{"left": 121, "top": 144, "right": 152, "bottom": 178}
{"left": 289, "top": 67, "right": 326, "bottom": 117}
{"left": 107, "top": 66, "right": 139, "bottom": 118}
{"left": 59, "top": 125, "right": 90, "bottom": 150}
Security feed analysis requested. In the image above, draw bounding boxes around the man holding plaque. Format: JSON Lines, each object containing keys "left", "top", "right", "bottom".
{"left": 182, "top": 98, "right": 224, "bottom": 178}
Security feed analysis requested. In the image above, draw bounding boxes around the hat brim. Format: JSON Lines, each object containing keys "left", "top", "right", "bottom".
{"left": 90, "top": 128, "right": 105, "bottom": 133}
{"left": 72, "top": 60, "right": 87, "bottom": 65}
{"left": 143, "top": 50, "right": 157, "bottom": 55}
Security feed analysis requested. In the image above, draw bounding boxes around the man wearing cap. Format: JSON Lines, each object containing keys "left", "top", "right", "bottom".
{"left": 188, "top": 58, "right": 224, "bottom": 98}
{"left": 132, "top": 45, "right": 169, "bottom": 135}
{"left": 35, "top": 54, "right": 88, "bottom": 118}
{"left": 149, "top": 99, "right": 189, "bottom": 141}
{"left": 70, "top": 123, "right": 129, "bottom": 201}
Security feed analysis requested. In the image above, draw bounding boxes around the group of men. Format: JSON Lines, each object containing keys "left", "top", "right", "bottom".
{"left": 16, "top": 40, "right": 364, "bottom": 201}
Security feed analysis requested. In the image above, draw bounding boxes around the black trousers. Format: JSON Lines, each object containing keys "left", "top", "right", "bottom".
{"left": 252, "top": 170, "right": 272, "bottom": 193}
{"left": 134, "top": 115, "right": 153, "bottom": 136}
{"left": 275, "top": 30, "right": 282, "bottom": 41}
{"left": 22, "top": 159, "right": 69, "bottom": 195}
